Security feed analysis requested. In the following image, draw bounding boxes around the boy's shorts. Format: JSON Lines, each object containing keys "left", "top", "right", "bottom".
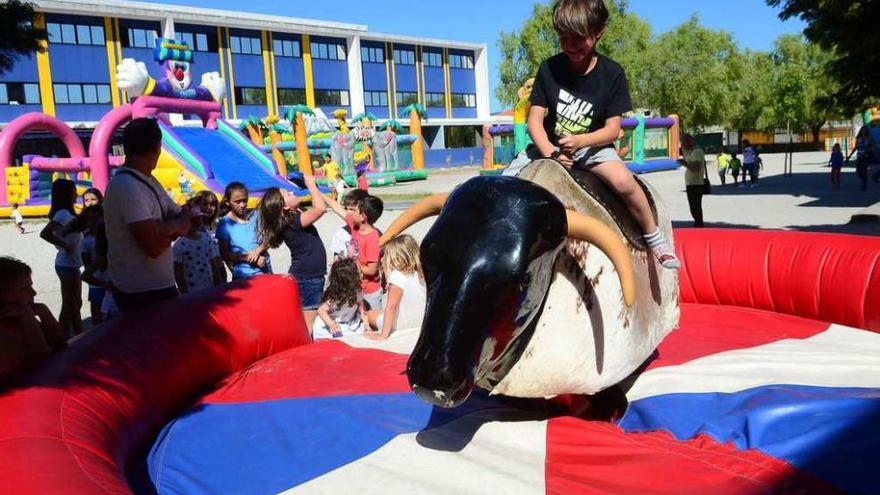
{"left": 363, "top": 290, "right": 384, "bottom": 312}
{"left": 88, "top": 286, "right": 106, "bottom": 303}
{"left": 503, "top": 145, "right": 622, "bottom": 177}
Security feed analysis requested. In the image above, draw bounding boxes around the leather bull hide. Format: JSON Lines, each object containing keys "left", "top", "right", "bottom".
{"left": 381, "top": 159, "right": 679, "bottom": 408}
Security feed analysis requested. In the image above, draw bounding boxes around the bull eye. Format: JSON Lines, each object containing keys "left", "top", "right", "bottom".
{"left": 518, "top": 273, "right": 531, "bottom": 293}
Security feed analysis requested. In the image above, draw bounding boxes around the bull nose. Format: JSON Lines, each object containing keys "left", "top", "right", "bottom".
{"left": 412, "top": 382, "right": 473, "bottom": 408}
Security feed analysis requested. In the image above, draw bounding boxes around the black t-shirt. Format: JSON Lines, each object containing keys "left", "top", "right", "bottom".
{"left": 530, "top": 53, "right": 632, "bottom": 147}
{"left": 283, "top": 211, "right": 327, "bottom": 280}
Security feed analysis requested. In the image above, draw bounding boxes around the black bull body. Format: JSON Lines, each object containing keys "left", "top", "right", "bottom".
{"left": 382, "top": 161, "right": 679, "bottom": 408}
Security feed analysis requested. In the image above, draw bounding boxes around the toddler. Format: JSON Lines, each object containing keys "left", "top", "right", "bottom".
{"left": 366, "top": 235, "right": 426, "bottom": 340}
{"left": 313, "top": 258, "right": 367, "bottom": 339}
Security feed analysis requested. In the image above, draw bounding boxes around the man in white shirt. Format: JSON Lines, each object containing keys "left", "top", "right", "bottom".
{"left": 104, "top": 118, "right": 199, "bottom": 313}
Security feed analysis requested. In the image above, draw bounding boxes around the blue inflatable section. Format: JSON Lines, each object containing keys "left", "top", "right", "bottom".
{"left": 626, "top": 158, "right": 680, "bottom": 174}
{"left": 173, "top": 127, "right": 304, "bottom": 195}
{"left": 619, "top": 385, "right": 880, "bottom": 495}
{"left": 145, "top": 392, "right": 505, "bottom": 495}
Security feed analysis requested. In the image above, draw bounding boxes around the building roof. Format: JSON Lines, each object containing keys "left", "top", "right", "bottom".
{"left": 34, "top": 0, "right": 484, "bottom": 50}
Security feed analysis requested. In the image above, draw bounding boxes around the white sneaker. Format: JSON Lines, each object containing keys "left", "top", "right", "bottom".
{"left": 652, "top": 243, "right": 681, "bottom": 270}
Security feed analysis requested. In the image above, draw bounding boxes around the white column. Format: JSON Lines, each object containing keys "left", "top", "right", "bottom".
{"left": 474, "top": 44, "right": 490, "bottom": 120}
{"left": 163, "top": 16, "right": 175, "bottom": 39}
{"left": 347, "top": 35, "right": 365, "bottom": 115}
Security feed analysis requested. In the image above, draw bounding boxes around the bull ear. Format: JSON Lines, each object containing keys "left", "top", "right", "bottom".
{"left": 565, "top": 210, "right": 636, "bottom": 308}
{"left": 379, "top": 193, "right": 448, "bottom": 246}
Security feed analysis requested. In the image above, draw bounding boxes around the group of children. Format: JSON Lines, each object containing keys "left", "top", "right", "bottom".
{"left": 715, "top": 141, "right": 761, "bottom": 188}
{"left": 213, "top": 175, "right": 424, "bottom": 341}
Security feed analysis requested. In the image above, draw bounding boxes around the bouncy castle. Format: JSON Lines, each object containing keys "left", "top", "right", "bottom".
{"left": 1, "top": 38, "right": 314, "bottom": 216}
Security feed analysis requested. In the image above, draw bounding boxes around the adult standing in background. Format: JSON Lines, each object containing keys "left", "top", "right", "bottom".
{"left": 103, "top": 118, "right": 200, "bottom": 313}
{"left": 681, "top": 134, "right": 708, "bottom": 228}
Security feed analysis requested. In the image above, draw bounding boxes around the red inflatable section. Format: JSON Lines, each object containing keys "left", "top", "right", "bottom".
{"left": 0, "top": 275, "right": 310, "bottom": 494}
{"left": 675, "top": 229, "right": 880, "bottom": 333}
{"left": 0, "top": 229, "right": 877, "bottom": 494}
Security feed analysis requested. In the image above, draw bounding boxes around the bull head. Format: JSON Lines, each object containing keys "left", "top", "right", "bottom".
{"left": 380, "top": 176, "right": 635, "bottom": 408}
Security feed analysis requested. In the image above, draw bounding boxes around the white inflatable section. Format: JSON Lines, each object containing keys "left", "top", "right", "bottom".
{"left": 284, "top": 411, "right": 547, "bottom": 495}
{"left": 626, "top": 324, "right": 880, "bottom": 401}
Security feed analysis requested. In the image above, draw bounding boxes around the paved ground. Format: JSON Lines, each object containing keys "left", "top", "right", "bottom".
{"left": 3, "top": 151, "right": 878, "bottom": 322}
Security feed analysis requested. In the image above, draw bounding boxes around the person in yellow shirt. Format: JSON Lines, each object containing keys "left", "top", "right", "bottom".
{"left": 681, "top": 134, "right": 707, "bottom": 228}
{"left": 716, "top": 148, "right": 731, "bottom": 185}
{"left": 321, "top": 155, "right": 340, "bottom": 183}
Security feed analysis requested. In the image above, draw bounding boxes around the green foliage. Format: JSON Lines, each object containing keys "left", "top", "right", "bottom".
{"left": 767, "top": 0, "right": 880, "bottom": 111}
{"left": 283, "top": 105, "right": 314, "bottom": 122}
{"left": 496, "top": 2, "right": 846, "bottom": 133}
{"left": 495, "top": 1, "right": 651, "bottom": 107}
{"left": 0, "top": 1, "right": 46, "bottom": 75}
{"left": 640, "top": 17, "right": 740, "bottom": 131}
{"left": 765, "top": 34, "right": 841, "bottom": 136}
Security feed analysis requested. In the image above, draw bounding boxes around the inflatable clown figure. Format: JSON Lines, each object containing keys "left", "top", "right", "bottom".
{"left": 116, "top": 38, "right": 225, "bottom": 102}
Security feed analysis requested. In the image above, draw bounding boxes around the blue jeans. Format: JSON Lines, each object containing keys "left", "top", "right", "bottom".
{"left": 296, "top": 276, "right": 325, "bottom": 310}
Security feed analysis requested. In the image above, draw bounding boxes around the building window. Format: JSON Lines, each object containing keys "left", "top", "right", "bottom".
{"left": 396, "top": 91, "right": 418, "bottom": 107}
{"left": 450, "top": 93, "right": 477, "bottom": 108}
{"left": 360, "top": 46, "right": 384, "bottom": 64}
{"left": 423, "top": 50, "right": 442, "bottom": 67}
{"left": 310, "top": 41, "right": 346, "bottom": 61}
{"left": 277, "top": 88, "right": 306, "bottom": 106}
{"left": 124, "top": 27, "right": 158, "bottom": 48}
{"left": 177, "top": 31, "right": 210, "bottom": 52}
{"left": 393, "top": 49, "right": 415, "bottom": 65}
{"left": 273, "top": 38, "right": 301, "bottom": 58}
{"left": 363, "top": 90, "right": 388, "bottom": 107}
{"left": 52, "top": 83, "right": 112, "bottom": 104}
{"left": 449, "top": 53, "right": 475, "bottom": 69}
{"left": 445, "top": 126, "right": 477, "bottom": 148}
{"left": 0, "top": 83, "right": 40, "bottom": 105}
{"left": 234, "top": 87, "right": 267, "bottom": 105}
{"left": 425, "top": 92, "right": 445, "bottom": 108}
{"left": 314, "top": 89, "right": 350, "bottom": 106}
{"left": 230, "top": 35, "right": 261, "bottom": 55}
{"left": 47, "top": 22, "right": 105, "bottom": 46}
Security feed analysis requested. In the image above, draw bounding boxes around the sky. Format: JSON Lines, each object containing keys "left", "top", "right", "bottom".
{"left": 148, "top": 0, "right": 807, "bottom": 112}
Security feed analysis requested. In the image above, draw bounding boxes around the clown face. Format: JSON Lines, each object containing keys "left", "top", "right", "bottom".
{"left": 165, "top": 60, "right": 192, "bottom": 91}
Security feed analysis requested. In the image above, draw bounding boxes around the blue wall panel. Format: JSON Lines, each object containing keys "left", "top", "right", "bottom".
{"left": 426, "top": 107, "right": 446, "bottom": 119}
{"left": 0, "top": 54, "right": 38, "bottom": 82}
{"left": 49, "top": 45, "right": 109, "bottom": 83}
{"left": 121, "top": 47, "right": 164, "bottom": 80}
{"left": 452, "top": 107, "right": 477, "bottom": 118}
{"left": 312, "top": 60, "right": 349, "bottom": 90}
{"left": 394, "top": 66, "right": 418, "bottom": 92}
{"left": 55, "top": 104, "right": 112, "bottom": 122}
{"left": 423, "top": 67, "right": 445, "bottom": 93}
{"left": 274, "top": 57, "right": 304, "bottom": 88}
{"left": 449, "top": 68, "right": 476, "bottom": 93}
{"left": 237, "top": 104, "right": 266, "bottom": 118}
{"left": 361, "top": 63, "right": 386, "bottom": 91}
{"left": 231, "top": 55, "right": 265, "bottom": 87}
{"left": 0, "top": 105, "right": 42, "bottom": 123}
{"left": 364, "top": 106, "right": 389, "bottom": 119}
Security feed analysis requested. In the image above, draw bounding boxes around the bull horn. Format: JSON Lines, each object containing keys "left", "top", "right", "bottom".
{"left": 379, "top": 193, "right": 448, "bottom": 246}
{"left": 565, "top": 210, "right": 636, "bottom": 308}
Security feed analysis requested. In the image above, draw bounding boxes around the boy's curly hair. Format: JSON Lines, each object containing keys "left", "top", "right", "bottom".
{"left": 322, "top": 258, "right": 361, "bottom": 308}
{"left": 553, "top": 0, "right": 609, "bottom": 38}
{"left": 0, "top": 256, "right": 31, "bottom": 291}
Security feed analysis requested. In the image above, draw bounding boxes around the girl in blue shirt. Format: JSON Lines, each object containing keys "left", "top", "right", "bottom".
{"left": 216, "top": 182, "right": 271, "bottom": 279}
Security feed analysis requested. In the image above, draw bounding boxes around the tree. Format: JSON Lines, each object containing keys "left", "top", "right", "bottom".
{"left": 495, "top": 1, "right": 651, "bottom": 107}
{"left": 766, "top": 0, "right": 880, "bottom": 111}
{"left": 640, "top": 16, "right": 740, "bottom": 131}
{"left": 726, "top": 50, "right": 776, "bottom": 134}
{"left": 0, "top": 1, "right": 47, "bottom": 75}
{"left": 766, "top": 34, "right": 841, "bottom": 142}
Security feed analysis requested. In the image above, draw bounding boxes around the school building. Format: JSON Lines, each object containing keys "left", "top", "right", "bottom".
{"left": 0, "top": 0, "right": 492, "bottom": 157}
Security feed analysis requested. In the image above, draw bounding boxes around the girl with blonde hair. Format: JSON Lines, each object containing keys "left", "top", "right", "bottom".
{"left": 366, "top": 234, "right": 426, "bottom": 340}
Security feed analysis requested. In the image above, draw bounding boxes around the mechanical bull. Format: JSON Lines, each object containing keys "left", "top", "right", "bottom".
{"left": 380, "top": 160, "right": 679, "bottom": 408}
